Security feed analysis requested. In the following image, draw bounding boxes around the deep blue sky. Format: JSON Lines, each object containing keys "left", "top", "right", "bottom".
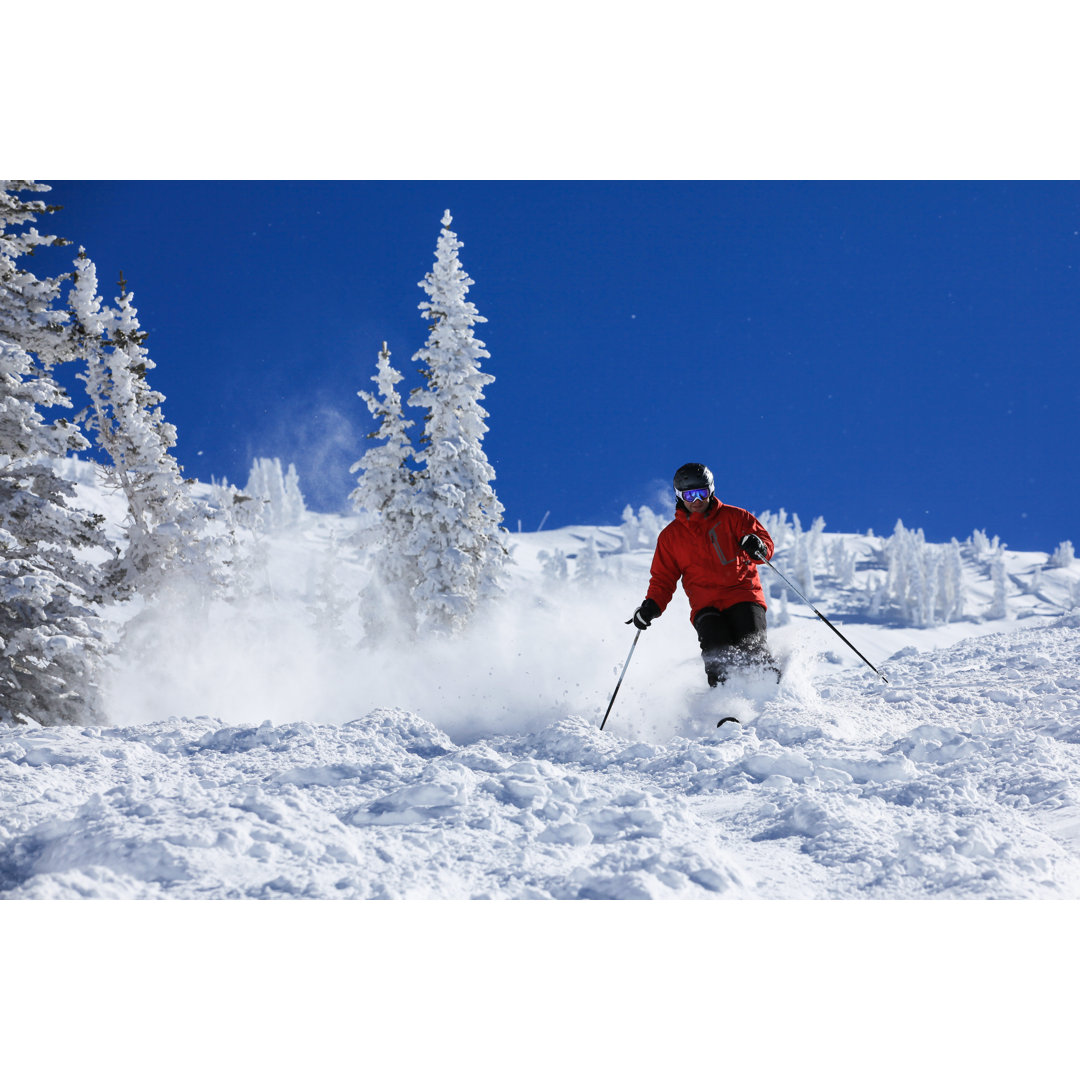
{"left": 36, "top": 181, "right": 1080, "bottom": 552}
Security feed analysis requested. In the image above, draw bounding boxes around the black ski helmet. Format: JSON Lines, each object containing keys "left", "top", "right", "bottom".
{"left": 673, "top": 462, "right": 714, "bottom": 498}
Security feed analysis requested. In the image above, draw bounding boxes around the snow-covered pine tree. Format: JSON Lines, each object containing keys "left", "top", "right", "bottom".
{"left": 408, "top": 211, "right": 509, "bottom": 635}
{"left": 0, "top": 182, "right": 71, "bottom": 368}
{"left": 619, "top": 505, "right": 642, "bottom": 552}
{"left": 941, "top": 538, "right": 966, "bottom": 623}
{"left": 637, "top": 505, "right": 665, "bottom": 547}
{"left": 758, "top": 508, "right": 794, "bottom": 550}
{"left": 537, "top": 548, "right": 569, "bottom": 584}
{"left": 284, "top": 463, "right": 305, "bottom": 523}
{"left": 69, "top": 253, "right": 224, "bottom": 602}
{"left": 574, "top": 535, "right": 606, "bottom": 583}
{"left": 1069, "top": 579, "right": 1080, "bottom": 612}
{"left": 308, "top": 528, "right": 349, "bottom": 637}
{"left": 886, "top": 520, "right": 932, "bottom": 627}
{"left": 0, "top": 340, "right": 109, "bottom": 725}
{"left": 1049, "top": 540, "right": 1075, "bottom": 569}
{"left": 827, "top": 537, "right": 857, "bottom": 588}
{"left": 988, "top": 551, "right": 1008, "bottom": 620}
{"left": 244, "top": 457, "right": 306, "bottom": 532}
{"left": 790, "top": 514, "right": 817, "bottom": 600}
{"left": 0, "top": 184, "right": 108, "bottom": 725}
{"left": 970, "top": 529, "right": 1001, "bottom": 558}
{"left": 350, "top": 342, "right": 421, "bottom": 640}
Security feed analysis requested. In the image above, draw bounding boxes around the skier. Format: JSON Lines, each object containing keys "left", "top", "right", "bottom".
{"left": 629, "top": 463, "right": 780, "bottom": 688}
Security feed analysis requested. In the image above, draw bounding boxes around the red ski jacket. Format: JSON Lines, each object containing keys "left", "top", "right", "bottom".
{"left": 647, "top": 499, "right": 774, "bottom": 622}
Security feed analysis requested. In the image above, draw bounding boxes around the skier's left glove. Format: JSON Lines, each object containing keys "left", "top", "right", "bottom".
{"left": 740, "top": 534, "right": 769, "bottom": 562}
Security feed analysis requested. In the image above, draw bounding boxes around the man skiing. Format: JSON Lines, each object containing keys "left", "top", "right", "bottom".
{"left": 629, "top": 463, "right": 780, "bottom": 688}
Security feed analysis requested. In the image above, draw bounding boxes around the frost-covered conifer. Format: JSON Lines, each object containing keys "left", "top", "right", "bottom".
{"left": 1069, "top": 580, "right": 1080, "bottom": 612}
{"left": 970, "top": 529, "right": 1001, "bottom": 558}
{"left": 244, "top": 457, "right": 306, "bottom": 532}
{"left": 775, "top": 588, "right": 791, "bottom": 627}
{"left": 637, "top": 505, "right": 665, "bottom": 547}
{"left": 0, "top": 340, "right": 108, "bottom": 726}
{"left": 759, "top": 508, "right": 794, "bottom": 550}
{"left": 308, "top": 529, "right": 349, "bottom": 637}
{"left": 350, "top": 342, "right": 421, "bottom": 639}
{"left": 988, "top": 551, "right": 1008, "bottom": 619}
{"left": 886, "top": 520, "right": 932, "bottom": 626}
{"left": 284, "top": 463, "right": 305, "bottom": 521}
{"left": 0, "top": 347, "right": 103, "bottom": 726}
{"left": 620, "top": 505, "right": 641, "bottom": 552}
{"left": 537, "top": 548, "right": 569, "bottom": 584}
{"left": 408, "top": 211, "right": 509, "bottom": 635}
{"left": 70, "top": 255, "right": 224, "bottom": 601}
{"left": 827, "top": 538, "right": 857, "bottom": 588}
{"left": 868, "top": 574, "right": 887, "bottom": 619}
{"left": 1049, "top": 540, "right": 1075, "bottom": 569}
{"left": 1, "top": 182, "right": 71, "bottom": 367}
{"left": 574, "top": 536, "right": 606, "bottom": 583}
{"left": 879, "top": 522, "right": 969, "bottom": 628}
{"left": 790, "top": 514, "right": 817, "bottom": 600}
{"left": 922, "top": 547, "right": 941, "bottom": 627}
{"left": 942, "top": 539, "right": 966, "bottom": 622}
{"left": 0, "top": 184, "right": 108, "bottom": 726}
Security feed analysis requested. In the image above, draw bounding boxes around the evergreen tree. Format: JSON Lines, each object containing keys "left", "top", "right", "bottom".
{"left": 988, "top": 551, "right": 1008, "bottom": 620}
{"left": 350, "top": 342, "right": 420, "bottom": 639}
{"left": 943, "top": 538, "right": 966, "bottom": 622}
{"left": 69, "top": 252, "right": 224, "bottom": 601}
{"left": 308, "top": 527, "right": 349, "bottom": 637}
{"left": 574, "top": 535, "right": 606, "bottom": 583}
{"left": 0, "top": 184, "right": 107, "bottom": 724}
{"left": 284, "top": 463, "right": 305, "bottom": 524}
{"left": 1049, "top": 540, "right": 1075, "bottom": 569}
{"left": 0, "top": 340, "right": 109, "bottom": 725}
{"left": 791, "top": 514, "right": 817, "bottom": 601}
{"left": 408, "top": 211, "right": 509, "bottom": 635}
{"left": 619, "top": 505, "right": 642, "bottom": 552}
{"left": 636, "top": 505, "right": 665, "bottom": 546}
{"left": 537, "top": 548, "right": 569, "bottom": 584}
{"left": 0, "top": 182, "right": 71, "bottom": 368}
{"left": 244, "top": 457, "right": 306, "bottom": 532}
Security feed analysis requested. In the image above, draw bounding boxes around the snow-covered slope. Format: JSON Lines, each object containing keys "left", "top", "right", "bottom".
{"left": 3, "top": 469, "right": 1080, "bottom": 899}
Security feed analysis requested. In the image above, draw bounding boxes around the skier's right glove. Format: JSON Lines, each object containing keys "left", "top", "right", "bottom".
{"left": 627, "top": 598, "right": 662, "bottom": 629}
{"left": 740, "top": 534, "right": 769, "bottom": 562}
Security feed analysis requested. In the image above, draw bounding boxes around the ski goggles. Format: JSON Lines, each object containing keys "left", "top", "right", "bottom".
{"left": 677, "top": 487, "right": 711, "bottom": 503}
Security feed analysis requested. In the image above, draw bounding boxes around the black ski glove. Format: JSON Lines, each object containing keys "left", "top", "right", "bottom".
{"left": 627, "top": 597, "right": 661, "bottom": 629}
{"left": 740, "top": 534, "right": 769, "bottom": 562}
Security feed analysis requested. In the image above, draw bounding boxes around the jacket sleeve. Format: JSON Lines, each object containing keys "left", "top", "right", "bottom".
{"left": 646, "top": 528, "right": 681, "bottom": 614}
{"left": 743, "top": 512, "right": 774, "bottom": 561}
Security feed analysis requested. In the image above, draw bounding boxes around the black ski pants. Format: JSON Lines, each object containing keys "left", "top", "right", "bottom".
{"left": 693, "top": 602, "right": 778, "bottom": 687}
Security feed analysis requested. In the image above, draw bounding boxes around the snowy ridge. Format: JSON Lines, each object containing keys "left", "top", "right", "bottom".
{"left": 3, "top": 468, "right": 1080, "bottom": 899}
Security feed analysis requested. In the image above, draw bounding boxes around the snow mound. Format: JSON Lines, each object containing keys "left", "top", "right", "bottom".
{"left": 3, "top": 617, "right": 1080, "bottom": 899}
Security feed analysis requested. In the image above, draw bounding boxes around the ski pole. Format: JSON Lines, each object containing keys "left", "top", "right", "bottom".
{"left": 600, "top": 628, "right": 642, "bottom": 731}
{"left": 761, "top": 558, "right": 888, "bottom": 684}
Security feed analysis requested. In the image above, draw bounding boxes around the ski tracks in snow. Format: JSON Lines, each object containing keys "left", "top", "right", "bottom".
{"left": 2, "top": 619, "right": 1080, "bottom": 899}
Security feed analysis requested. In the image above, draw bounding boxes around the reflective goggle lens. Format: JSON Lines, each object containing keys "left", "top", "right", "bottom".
{"left": 678, "top": 487, "right": 710, "bottom": 503}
